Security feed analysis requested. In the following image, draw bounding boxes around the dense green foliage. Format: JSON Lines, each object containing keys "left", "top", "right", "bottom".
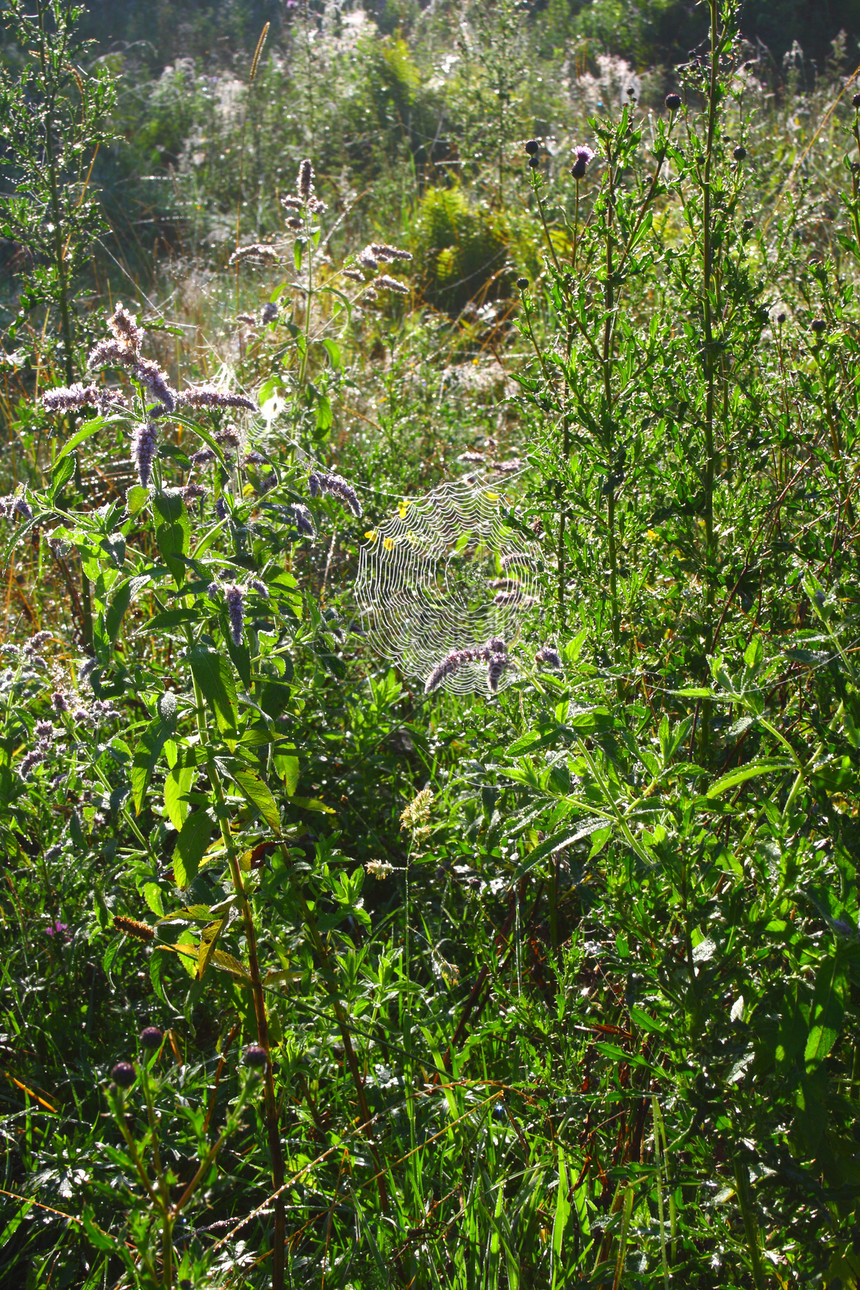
{"left": 2, "top": 1, "right": 860, "bottom": 1288}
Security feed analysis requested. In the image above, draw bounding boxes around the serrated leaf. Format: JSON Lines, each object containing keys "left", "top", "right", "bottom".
{"left": 188, "top": 644, "right": 238, "bottom": 738}
{"left": 232, "top": 766, "right": 281, "bottom": 832}
{"left": 164, "top": 759, "right": 194, "bottom": 830}
{"left": 174, "top": 810, "right": 214, "bottom": 887}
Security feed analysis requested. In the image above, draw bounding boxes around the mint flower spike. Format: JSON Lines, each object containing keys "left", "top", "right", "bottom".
{"left": 307, "top": 471, "right": 363, "bottom": 518}
{"left": 181, "top": 385, "right": 256, "bottom": 412}
{"left": 224, "top": 584, "right": 245, "bottom": 646}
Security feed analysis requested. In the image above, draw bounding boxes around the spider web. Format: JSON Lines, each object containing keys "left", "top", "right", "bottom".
{"left": 354, "top": 476, "right": 539, "bottom": 694}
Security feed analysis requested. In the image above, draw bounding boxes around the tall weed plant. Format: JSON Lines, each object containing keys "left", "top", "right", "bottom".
{"left": 1, "top": 1, "right": 860, "bottom": 1288}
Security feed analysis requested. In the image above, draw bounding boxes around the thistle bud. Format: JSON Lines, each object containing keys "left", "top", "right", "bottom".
{"left": 140, "top": 1026, "right": 163, "bottom": 1051}
{"left": 244, "top": 1044, "right": 268, "bottom": 1069}
{"left": 111, "top": 1061, "right": 136, "bottom": 1088}
{"left": 665, "top": 93, "right": 681, "bottom": 110}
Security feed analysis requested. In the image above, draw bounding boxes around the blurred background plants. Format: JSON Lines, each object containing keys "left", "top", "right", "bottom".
{"left": 2, "top": 0, "right": 860, "bottom": 1288}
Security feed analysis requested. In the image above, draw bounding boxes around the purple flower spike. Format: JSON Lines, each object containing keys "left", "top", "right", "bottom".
{"left": 571, "top": 145, "right": 595, "bottom": 180}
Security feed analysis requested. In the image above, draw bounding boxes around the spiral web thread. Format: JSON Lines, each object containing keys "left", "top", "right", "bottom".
{"left": 355, "top": 476, "right": 539, "bottom": 694}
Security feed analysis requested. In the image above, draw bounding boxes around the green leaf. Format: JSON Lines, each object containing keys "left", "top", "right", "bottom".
{"left": 518, "top": 818, "right": 608, "bottom": 877}
{"left": 290, "top": 796, "right": 334, "bottom": 814}
{"left": 188, "top": 645, "right": 238, "bottom": 738}
{"left": 706, "top": 760, "right": 793, "bottom": 798}
{"left": 164, "top": 758, "right": 195, "bottom": 830}
{"left": 104, "top": 579, "right": 132, "bottom": 644}
{"left": 274, "top": 750, "right": 299, "bottom": 795}
{"left": 131, "top": 718, "right": 172, "bottom": 814}
{"left": 126, "top": 485, "right": 150, "bottom": 516}
{"left": 55, "top": 415, "right": 106, "bottom": 462}
{"left": 49, "top": 450, "right": 76, "bottom": 498}
{"left": 174, "top": 810, "right": 214, "bottom": 887}
{"left": 232, "top": 766, "right": 282, "bottom": 833}
{"left": 153, "top": 489, "right": 190, "bottom": 584}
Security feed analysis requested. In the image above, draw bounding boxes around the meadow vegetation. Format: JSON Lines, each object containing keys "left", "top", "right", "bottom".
{"left": 2, "top": 0, "right": 860, "bottom": 1286}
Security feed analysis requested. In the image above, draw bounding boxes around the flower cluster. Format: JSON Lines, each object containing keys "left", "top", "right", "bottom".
{"left": 308, "top": 470, "right": 363, "bottom": 518}
{"left": 228, "top": 243, "right": 280, "bottom": 266}
{"left": 181, "top": 386, "right": 257, "bottom": 412}
{"left": 535, "top": 645, "right": 562, "bottom": 669}
{"left": 424, "top": 638, "right": 509, "bottom": 694}
{"left": 224, "top": 584, "right": 245, "bottom": 646}
{"left": 287, "top": 503, "right": 315, "bottom": 538}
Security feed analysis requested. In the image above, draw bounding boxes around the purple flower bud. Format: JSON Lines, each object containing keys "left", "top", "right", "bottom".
{"left": 215, "top": 497, "right": 228, "bottom": 522}
{"left": 51, "top": 691, "right": 69, "bottom": 714}
{"left": 306, "top": 470, "right": 362, "bottom": 517}
{"left": 535, "top": 645, "right": 562, "bottom": 669}
{"left": 107, "top": 303, "right": 144, "bottom": 355}
{"left": 665, "top": 92, "right": 681, "bottom": 110}
{"left": 132, "top": 358, "right": 176, "bottom": 414}
{"left": 261, "top": 302, "right": 279, "bottom": 324}
{"left": 244, "top": 1044, "right": 268, "bottom": 1069}
{"left": 140, "top": 1026, "right": 163, "bottom": 1051}
{"left": 111, "top": 1061, "right": 136, "bottom": 1088}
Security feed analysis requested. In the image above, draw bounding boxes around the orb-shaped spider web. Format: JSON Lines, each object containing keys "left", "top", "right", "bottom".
{"left": 354, "top": 476, "right": 539, "bottom": 694}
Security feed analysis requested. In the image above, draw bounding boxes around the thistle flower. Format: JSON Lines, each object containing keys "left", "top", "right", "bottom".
{"left": 377, "top": 275, "right": 409, "bottom": 295}
{"left": 132, "top": 358, "right": 177, "bottom": 414}
{"left": 571, "top": 145, "right": 595, "bottom": 180}
{"left": 287, "top": 503, "right": 315, "bottom": 537}
{"left": 182, "top": 385, "right": 256, "bottom": 412}
{"left": 107, "top": 303, "right": 144, "bottom": 355}
{"left": 307, "top": 470, "right": 362, "bottom": 518}
{"left": 228, "top": 243, "right": 279, "bottom": 266}
{"left": 88, "top": 337, "right": 132, "bottom": 370}
{"left": 297, "top": 158, "right": 314, "bottom": 200}
{"left": 131, "top": 422, "right": 158, "bottom": 488}
{"left": 535, "top": 645, "right": 562, "bottom": 668}
{"left": 41, "top": 382, "right": 101, "bottom": 413}
{"left": 368, "top": 242, "right": 412, "bottom": 262}
{"left": 224, "top": 584, "right": 245, "bottom": 645}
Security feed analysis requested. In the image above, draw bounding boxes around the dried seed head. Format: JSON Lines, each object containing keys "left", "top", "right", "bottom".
{"left": 113, "top": 915, "right": 156, "bottom": 943}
